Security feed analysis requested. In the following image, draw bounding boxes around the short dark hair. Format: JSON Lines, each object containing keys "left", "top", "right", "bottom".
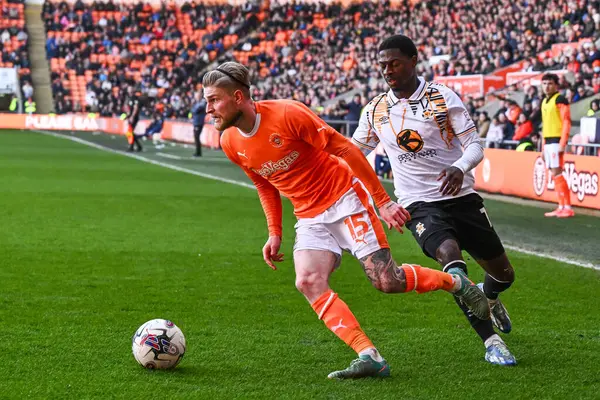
{"left": 378, "top": 35, "right": 418, "bottom": 57}
{"left": 541, "top": 73, "right": 559, "bottom": 84}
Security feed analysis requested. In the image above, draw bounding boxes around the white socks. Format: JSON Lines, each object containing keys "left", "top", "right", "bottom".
{"left": 484, "top": 334, "right": 503, "bottom": 348}
{"left": 359, "top": 347, "right": 384, "bottom": 362}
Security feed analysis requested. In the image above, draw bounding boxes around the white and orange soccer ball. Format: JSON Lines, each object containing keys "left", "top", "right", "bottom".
{"left": 132, "top": 319, "right": 186, "bottom": 369}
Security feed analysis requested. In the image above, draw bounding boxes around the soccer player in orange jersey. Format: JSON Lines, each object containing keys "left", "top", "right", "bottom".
{"left": 202, "top": 62, "right": 490, "bottom": 379}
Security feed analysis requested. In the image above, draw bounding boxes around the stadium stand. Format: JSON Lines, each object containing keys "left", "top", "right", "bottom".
{"left": 1, "top": 0, "right": 32, "bottom": 93}
{"left": 43, "top": 0, "right": 262, "bottom": 116}
{"left": 37, "top": 0, "right": 600, "bottom": 140}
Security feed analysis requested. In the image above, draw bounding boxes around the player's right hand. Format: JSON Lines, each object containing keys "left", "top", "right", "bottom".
{"left": 379, "top": 201, "right": 411, "bottom": 234}
{"left": 262, "top": 236, "right": 284, "bottom": 270}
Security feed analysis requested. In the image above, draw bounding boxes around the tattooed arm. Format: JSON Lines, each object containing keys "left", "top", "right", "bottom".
{"left": 359, "top": 248, "right": 407, "bottom": 293}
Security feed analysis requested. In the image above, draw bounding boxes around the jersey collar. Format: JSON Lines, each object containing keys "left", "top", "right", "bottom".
{"left": 387, "top": 76, "right": 427, "bottom": 105}
{"left": 236, "top": 103, "right": 261, "bottom": 137}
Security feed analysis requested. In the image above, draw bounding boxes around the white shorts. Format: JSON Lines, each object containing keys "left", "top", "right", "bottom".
{"left": 544, "top": 143, "right": 563, "bottom": 169}
{"left": 293, "top": 179, "right": 389, "bottom": 263}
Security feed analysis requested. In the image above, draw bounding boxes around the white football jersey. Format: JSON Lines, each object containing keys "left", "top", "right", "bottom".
{"left": 352, "top": 77, "right": 480, "bottom": 208}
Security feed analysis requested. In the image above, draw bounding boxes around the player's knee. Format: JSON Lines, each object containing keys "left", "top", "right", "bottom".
{"left": 295, "top": 272, "right": 327, "bottom": 297}
{"left": 436, "top": 239, "right": 462, "bottom": 266}
{"left": 499, "top": 263, "right": 515, "bottom": 283}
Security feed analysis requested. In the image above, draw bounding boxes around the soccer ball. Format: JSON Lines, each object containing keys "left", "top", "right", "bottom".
{"left": 132, "top": 319, "right": 186, "bottom": 369}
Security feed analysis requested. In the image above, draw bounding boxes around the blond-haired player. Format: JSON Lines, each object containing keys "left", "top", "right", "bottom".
{"left": 203, "top": 61, "right": 490, "bottom": 379}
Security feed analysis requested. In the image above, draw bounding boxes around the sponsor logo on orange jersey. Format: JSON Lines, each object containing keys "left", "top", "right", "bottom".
{"left": 254, "top": 151, "right": 300, "bottom": 177}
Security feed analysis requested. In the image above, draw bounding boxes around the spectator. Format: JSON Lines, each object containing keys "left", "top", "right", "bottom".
{"left": 516, "top": 132, "right": 541, "bottom": 152}
{"left": 22, "top": 81, "right": 33, "bottom": 99}
{"left": 587, "top": 99, "right": 600, "bottom": 116}
{"left": 486, "top": 116, "right": 504, "bottom": 148}
{"left": 477, "top": 111, "right": 491, "bottom": 139}
{"left": 339, "top": 94, "right": 363, "bottom": 135}
{"left": 498, "top": 113, "right": 515, "bottom": 147}
{"left": 503, "top": 100, "right": 521, "bottom": 124}
{"left": 513, "top": 113, "right": 534, "bottom": 141}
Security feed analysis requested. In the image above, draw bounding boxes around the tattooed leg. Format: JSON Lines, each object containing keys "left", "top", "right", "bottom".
{"left": 359, "top": 248, "right": 407, "bottom": 293}
{"left": 359, "top": 248, "right": 460, "bottom": 295}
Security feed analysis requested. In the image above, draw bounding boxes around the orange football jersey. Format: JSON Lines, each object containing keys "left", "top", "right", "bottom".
{"left": 220, "top": 99, "right": 390, "bottom": 236}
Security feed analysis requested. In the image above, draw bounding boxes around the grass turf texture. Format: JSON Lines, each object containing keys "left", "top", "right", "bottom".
{"left": 1, "top": 130, "right": 599, "bottom": 399}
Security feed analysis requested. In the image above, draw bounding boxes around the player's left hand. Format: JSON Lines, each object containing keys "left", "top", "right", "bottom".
{"left": 559, "top": 145, "right": 565, "bottom": 153}
{"left": 379, "top": 201, "right": 411, "bottom": 234}
{"left": 262, "top": 236, "right": 284, "bottom": 270}
{"left": 438, "top": 166, "right": 464, "bottom": 196}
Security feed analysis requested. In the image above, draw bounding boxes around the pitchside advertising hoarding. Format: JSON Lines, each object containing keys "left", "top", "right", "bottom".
{"left": 0, "top": 113, "right": 221, "bottom": 148}
{"left": 3, "top": 113, "right": 598, "bottom": 209}
{"left": 474, "top": 149, "right": 600, "bottom": 210}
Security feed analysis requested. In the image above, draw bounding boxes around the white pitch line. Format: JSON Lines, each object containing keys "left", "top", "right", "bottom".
{"left": 503, "top": 244, "right": 599, "bottom": 270}
{"left": 35, "top": 130, "right": 255, "bottom": 190}
{"left": 37, "top": 130, "right": 599, "bottom": 270}
{"left": 156, "top": 153, "right": 184, "bottom": 160}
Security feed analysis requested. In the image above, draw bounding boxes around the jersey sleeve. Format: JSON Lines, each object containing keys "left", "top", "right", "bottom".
{"left": 351, "top": 103, "right": 380, "bottom": 155}
{"left": 555, "top": 95, "right": 569, "bottom": 106}
{"left": 556, "top": 96, "right": 571, "bottom": 147}
{"left": 283, "top": 101, "right": 341, "bottom": 149}
{"left": 443, "top": 88, "right": 478, "bottom": 138}
{"left": 221, "top": 135, "right": 283, "bottom": 237}
{"left": 443, "top": 88, "right": 484, "bottom": 173}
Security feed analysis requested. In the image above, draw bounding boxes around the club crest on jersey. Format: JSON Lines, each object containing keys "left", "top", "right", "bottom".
{"left": 396, "top": 129, "right": 424, "bottom": 153}
{"left": 415, "top": 222, "right": 426, "bottom": 237}
{"left": 269, "top": 133, "right": 284, "bottom": 148}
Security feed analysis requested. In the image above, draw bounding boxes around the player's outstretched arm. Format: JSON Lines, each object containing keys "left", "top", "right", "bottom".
{"left": 326, "top": 134, "right": 410, "bottom": 232}
{"left": 285, "top": 101, "right": 409, "bottom": 233}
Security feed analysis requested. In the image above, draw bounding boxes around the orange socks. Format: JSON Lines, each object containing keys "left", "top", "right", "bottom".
{"left": 311, "top": 290, "right": 374, "bottom": 354}
{"left": 554, "top": 175, "right": 571, "bottom": 208}
{"left": 401, "top": 264, "right": 455, "bottom": 293}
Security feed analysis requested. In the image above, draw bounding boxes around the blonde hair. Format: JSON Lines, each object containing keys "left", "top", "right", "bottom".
{"left": 202, "top": 62, "right": 251, "bottom": 96}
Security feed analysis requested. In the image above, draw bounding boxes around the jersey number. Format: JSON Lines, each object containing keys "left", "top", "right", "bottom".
{"left": 344, "top": 214, "right": 369, "bottom": 243}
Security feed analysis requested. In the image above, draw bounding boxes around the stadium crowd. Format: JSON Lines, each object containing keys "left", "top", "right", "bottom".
{"left": 1, "top": 0, "right": 32, "bottom": 98}
{"left": 43, "top": 0, "right": 261, "bottom": 116}
{"left": 38, "top": 0, "right": 600, "bottom": 143}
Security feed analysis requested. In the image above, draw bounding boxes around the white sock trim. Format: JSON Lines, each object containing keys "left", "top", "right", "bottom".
{"left": 408, "top": 264, "right": 417, "bottom": 292}
{"left": 443, "top": 260, "right": 467, "bottom": 272}
{"left": 359, "top": 348, "right": 384, "bottom": 362}
{"left": 486, "top": 274, "right": 512, "bottom": 284}
{"left": 318, "top": 292, "right": 336, "bottom": 320}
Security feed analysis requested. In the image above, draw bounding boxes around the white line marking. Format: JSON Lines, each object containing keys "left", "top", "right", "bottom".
{"left": 156, "top": 153, "right": 183, "bottom": 160}
{"left": 36, "top": 130, "right": 599, "bottom": 269}
{"left": 35, "top": 130, "right": 255, "bottom": 190}
{"left": 502, "top": 244, "right": 599, "bottom": 270}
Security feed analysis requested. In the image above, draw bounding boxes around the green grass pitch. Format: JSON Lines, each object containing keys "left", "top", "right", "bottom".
{"left": 1, "top": 130, "right": 599, "bottom": 399}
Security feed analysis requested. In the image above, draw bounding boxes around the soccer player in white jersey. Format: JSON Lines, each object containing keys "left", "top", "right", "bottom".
{"left": 352, "top": 35, "right": 517, "bottom": 366}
